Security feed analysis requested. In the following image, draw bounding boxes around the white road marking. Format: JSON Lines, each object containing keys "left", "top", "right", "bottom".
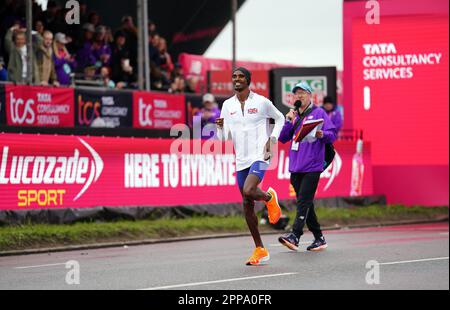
{"left": 14, "top": 263, "right": 67, "bottom": 270}
{"left": 380, "top": 257, "right": 449, "bottom": 266}
{"left": 139, "top": 272, "right": 298, "bottom": 290}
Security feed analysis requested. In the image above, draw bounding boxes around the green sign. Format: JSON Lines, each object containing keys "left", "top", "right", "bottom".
{"left": 281, "top": 76, "right": 328, "bottom": 107}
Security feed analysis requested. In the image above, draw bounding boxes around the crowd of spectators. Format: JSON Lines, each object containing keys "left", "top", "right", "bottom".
{"left": 0, "top": 0, "right": 195, "bottom": 93}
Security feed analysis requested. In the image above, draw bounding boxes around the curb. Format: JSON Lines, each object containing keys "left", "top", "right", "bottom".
{"left": 0, "top": 218, "right": 448, "bottom": 257}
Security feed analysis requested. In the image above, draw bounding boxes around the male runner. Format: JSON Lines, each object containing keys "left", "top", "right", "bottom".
{"left": 216, "top": 67, "right": 285, "bottom": 266}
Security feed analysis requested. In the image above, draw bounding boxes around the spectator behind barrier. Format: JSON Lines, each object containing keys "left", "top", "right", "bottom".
{"left": 119, "top": 15, "right": 138, "bottom": 69}
{"left": 52, "top": 32, "right": 76, "bottom": 86}
{"left": 91, "top": 25, "right": 112, "bottom": 71}
{"left": 0, "top": 57, "right": 8, "bottom": 81}
{"left": 100, "top": 66, "right": 115, "bottom": 89}
{"left": 158, "top": 37, "right": 174, "bottom": 82}
{"left": 321, "top": 96, "right": 343, "bottom": 134}
{"left": 34, "top": 20, "right": 45, "bottom": 37}
{"left": 169, "top": 76, "right": 188, "bottom": 94}
{"left": 83, "top": 64, "right": 97, "bottom": 81}
{"left": 41, "top": 0, "right": 59, "bottom": 34}
{"left": 73, "top": 23, "right": 95, "bottom": 63}
{"left": 171, "top": 62, "right": 183, "bottom": 81}
{"left": 0, "top": 2, "right": 192, "bottom": 93}
{"left": 194, "top": 93, "right": 221, "bottom": 139}
{"left": 75, "top": 23, "right": 95, "bottom": 72}
{"left": 111, "top": 30, "right": 136, "bottom": 89}
{"left": 35, "top": 30, "right": 59, "bottom": 86}
{"left": 149, "top": 31, "right": 161, "bottom": 66}
{"left": 4, "top": 25, "right": 40, "bottom": 84}
{"left": 88, "top": 11, "right": 101, "bottom": 29}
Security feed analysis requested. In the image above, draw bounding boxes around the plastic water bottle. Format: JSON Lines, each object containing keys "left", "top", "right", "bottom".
{"left": 350, "top": 139, "right": 364, "bottom": 196}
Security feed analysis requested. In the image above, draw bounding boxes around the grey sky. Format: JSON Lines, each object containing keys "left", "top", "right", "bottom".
{"left": 205, "top": 0, "right": 343, "bottom": 70}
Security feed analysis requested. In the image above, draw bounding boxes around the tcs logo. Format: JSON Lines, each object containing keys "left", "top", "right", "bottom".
{"left": 138, "top": 98, "right": 153, "bottom": 127}
{"left": 9, "top": 92, "right": 35, "bottom": 125}
{"left": 77, "top": 95, "right": 101, "bottom": 126}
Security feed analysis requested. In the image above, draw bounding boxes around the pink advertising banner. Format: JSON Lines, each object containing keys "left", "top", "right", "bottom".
{"left": 0, "top": 133, "right": 372, "bottom": 211}
{"left": 178, "top": 53, "right": 290, "bottom": 93}
{"left": 5, "top": 85, "right": 74, "bottom": 127}
{"left": 133, "top": 91, "right": 186, "bottom": 130}
{"left": 209, "top": 70, "right": 270, "bottom": 98}
{"left": 343, "top": 0, "right": 448, "bottom": 205}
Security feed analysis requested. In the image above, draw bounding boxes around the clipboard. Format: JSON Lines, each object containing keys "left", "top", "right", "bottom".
{"left": 293, "top": 118, "right": 324, "bottom": 143}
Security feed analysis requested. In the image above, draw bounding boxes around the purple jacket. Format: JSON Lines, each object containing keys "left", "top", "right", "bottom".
{"left": 279, "top": 106, "right": 337, "bottom": 173}
{"left": 194, "top": 107, "right": 221, "bottom": 140}
{"left": 324, "top": 108, "right": 343, "bottom": 133}
{"left": 76, "top": 42, "right": 112, "bottom": 71}
{"left": 53, "top": 54, "right": 76, "bottom": 86}
{"left": 92, "top": 43, "right": 112, "bottom": 68}
{"left": 76, "top": 42, "right": 95, "bottom": 71}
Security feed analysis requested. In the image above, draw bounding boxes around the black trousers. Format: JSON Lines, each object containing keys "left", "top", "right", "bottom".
{"left": 290, "top": 172, "right": 323, "bottom": 240}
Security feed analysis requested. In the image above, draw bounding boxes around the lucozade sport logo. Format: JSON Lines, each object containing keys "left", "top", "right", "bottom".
{"left": 0, "top": 138, "right": 103, "bottom": 207}
{"left": 321, "top": 151, "right": 343, "bottom": 191}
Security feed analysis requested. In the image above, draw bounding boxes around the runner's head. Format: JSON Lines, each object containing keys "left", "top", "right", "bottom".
{"left": 232, "top": 67, "right": 251, "bottom": 92}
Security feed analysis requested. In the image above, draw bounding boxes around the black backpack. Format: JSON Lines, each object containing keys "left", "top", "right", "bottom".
{"left": 324, "top": 143, "right": 336, "bottom": 170}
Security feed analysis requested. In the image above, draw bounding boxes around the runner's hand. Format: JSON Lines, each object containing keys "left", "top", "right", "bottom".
{"left": 264, "top": 139, "right": 272, "bottom": 160}
{"left": 215, "top": 118, "right": 224, "bottom": 129}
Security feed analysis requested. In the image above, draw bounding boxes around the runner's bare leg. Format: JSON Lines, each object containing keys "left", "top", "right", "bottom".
{"left": 240, "top": 174, "right": 270, "bottom": 248}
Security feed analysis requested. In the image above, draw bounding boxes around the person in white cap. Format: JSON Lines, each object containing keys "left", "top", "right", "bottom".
{"left": 52, "top": 32, "right": 75, "bottom": 85}
{"left": 194, "top": 93, "right": 221, "bottom": 139}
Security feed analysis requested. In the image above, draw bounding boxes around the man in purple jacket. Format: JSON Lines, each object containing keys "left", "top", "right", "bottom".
{"left": 278, "top": 82, "right": 337, "bottom": 252}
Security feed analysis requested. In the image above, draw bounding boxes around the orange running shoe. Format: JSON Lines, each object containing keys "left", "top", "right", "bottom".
{"left": 265, "top": 187, "right": 281, "bottom": 224}
{"left": 245, "top": 247, "right": 270, "bottom": 266}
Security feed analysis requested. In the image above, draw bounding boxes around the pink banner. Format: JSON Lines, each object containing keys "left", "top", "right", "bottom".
{"left": 264, "top": 140, "right": 373, "bottom": 199}
{"left": 179, "top": 53, "right": 290, "bottom": 93}
{"left": 0, "top": 133, "right": 373, "bottom": 211}
{"left": 343, "top": 0, "right": 449, "bottom": 205}
{"left": 5, "top": 85, "right": 74, "bottom": 127}
{"left": 133, "top": 91, "right": 186, "bottom": 129}
{"left": 209, "top": 70, "right": 270, "bottom": 98}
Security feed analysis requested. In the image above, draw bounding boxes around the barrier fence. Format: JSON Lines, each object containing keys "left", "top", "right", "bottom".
{"left": 0, "top": 133, "right": 373, "bottom": 211}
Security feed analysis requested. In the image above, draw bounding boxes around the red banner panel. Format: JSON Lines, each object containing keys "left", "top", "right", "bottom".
{"left": 5, "top": 85, "right": 74, "bottom": 127}
{"left": 209, "top": 70, "right": 270, "bottom": 98}
{"left": 178, "top": 53, "right": 290, "bottom": 93}
{"left": 133, "top": 92, "right": 186, "bottom": 129}
{"left": 343, "top": 0, "right": 449, "bottom": 206}
{"left": 351, "top": 15, "right": 449, "bottom": 166}
{"left": 0, "top": 133, "right": 373, "bottom": 211}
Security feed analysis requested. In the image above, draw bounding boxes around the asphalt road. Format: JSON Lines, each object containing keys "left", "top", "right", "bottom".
{"left": 0, "top": 223, "right": 448, "bottom": 290}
